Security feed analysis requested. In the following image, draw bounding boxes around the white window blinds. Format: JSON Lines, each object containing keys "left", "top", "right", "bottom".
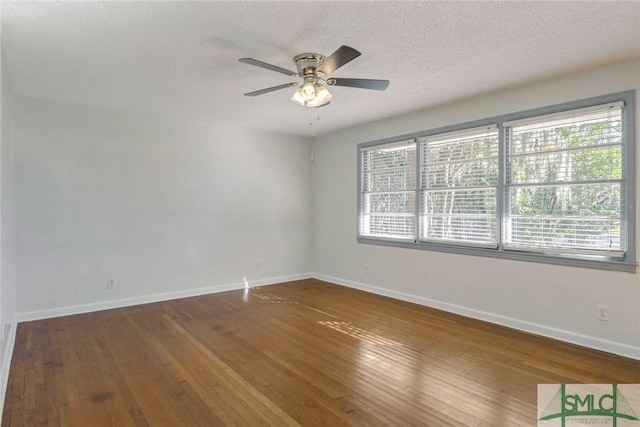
{"left": 504, "top": 102, "right": 625, "bottom": 256}
{"left": 360, "top": 140, "right": 416, "bottom": 239}
{"left": 419, "top": 125, "right": 499, "bottom": 247}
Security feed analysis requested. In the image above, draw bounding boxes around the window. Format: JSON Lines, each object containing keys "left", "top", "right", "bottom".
{"left": 419, "top": 125, "right": 499, "bottom": 247}
{"left": 504, "top": 103, "right": 625, "bottom": 257}
{"left": 357, "top": 91, "right": 635, "bottom": 271}
{"left": 360, "top": 139, "right": 416, "bottom": 239}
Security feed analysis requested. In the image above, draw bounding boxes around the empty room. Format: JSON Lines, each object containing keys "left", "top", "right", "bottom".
{"left": 0, "top": 1, "right": 639, "bottom": 426}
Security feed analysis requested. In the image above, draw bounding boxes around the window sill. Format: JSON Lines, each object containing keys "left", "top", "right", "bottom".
{"left": 357, "top": 237, "right": 637, "bottom": 273}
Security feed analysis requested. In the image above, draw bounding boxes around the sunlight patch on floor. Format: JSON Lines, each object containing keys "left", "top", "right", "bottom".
{"left": 253, "top": 293, "right": 299, "bottom": 304}
{"left": 318, "top": 321, "right": 401, "bottom": 346}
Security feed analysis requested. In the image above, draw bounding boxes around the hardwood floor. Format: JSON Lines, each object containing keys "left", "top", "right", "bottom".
{"left": 3, "top": 279, "right": 638, "bottom": 426}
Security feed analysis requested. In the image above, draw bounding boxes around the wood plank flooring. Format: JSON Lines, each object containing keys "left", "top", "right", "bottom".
{"left": 3, "top": 279, "right": 639, "bottom": 426}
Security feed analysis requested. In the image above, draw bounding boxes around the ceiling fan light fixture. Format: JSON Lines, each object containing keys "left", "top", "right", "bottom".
{"left": 290, "top": 82, "right": 332, "bottom": 108}
{"left": 291, "top": 87, "right": 307, "bottom": 106}
{"left": 314, "top": 83, "right": 332, "bottom": 105}
{"left": 301, "top": 81, "right": 316, "bottom": 100}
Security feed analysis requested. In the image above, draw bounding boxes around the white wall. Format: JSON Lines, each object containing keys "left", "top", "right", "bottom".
{"left": 14, "top": 97, "right": 312, "bottom": 318}
{"left": 0, "top": 56, "right": 15, "bottom": 349}
{"left": 311, "top": 58, "right": 640, "bottom": 358}
{"left": 1, "top": 5, "right": 18, "bottom": 412}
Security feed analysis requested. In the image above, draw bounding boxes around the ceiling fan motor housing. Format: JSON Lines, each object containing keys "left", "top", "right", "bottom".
{"left": 293, "top": 53, "right": 327, "bottom": 77}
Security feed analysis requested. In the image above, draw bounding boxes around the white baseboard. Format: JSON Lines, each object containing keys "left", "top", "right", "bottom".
{"left": 0, "top": 321, "right": 17, "bottom": 419}
{"left": 17, "top": 273, "right": 312, "bottom": 323}
{"left": 311, "top": 273, "right": 640, "bottom": 361}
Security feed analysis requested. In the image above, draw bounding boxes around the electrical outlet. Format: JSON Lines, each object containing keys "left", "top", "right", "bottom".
{"left": 364, "top": 264, "right": 369, "bottom": 274}
{"left": 257, "top": 260, "right": 262, "bottom": 268}
{"left": 107, "top": 278, "right": 116, "bottom": 289}
{"left": 596, "top": 304, "right": 609, "bottom": 321}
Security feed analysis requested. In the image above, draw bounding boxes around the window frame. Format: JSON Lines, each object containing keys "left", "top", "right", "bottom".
{"left": 357, "top": 90, "right": 636, "bottom": 272}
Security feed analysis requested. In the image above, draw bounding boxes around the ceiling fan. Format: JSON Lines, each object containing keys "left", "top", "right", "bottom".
{"left": 239, "top": 45, "right": 389, "bottom": 108}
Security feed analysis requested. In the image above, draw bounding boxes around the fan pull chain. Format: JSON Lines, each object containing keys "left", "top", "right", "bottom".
{"left": 309, "top": 111, "right": 321, "bottom": 127}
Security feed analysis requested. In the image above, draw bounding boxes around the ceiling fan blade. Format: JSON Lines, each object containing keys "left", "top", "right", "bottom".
{"left": 244, "top": 83, "right": 297, "bottom": 97}
{"left": 239, "top": 58, "right": 297, "bottom": 76}
{"left": 317, "top": 45, "right": 361, "bottom": 75}
{"left": 327, "top": 78, "right": 389, "bottom": 91}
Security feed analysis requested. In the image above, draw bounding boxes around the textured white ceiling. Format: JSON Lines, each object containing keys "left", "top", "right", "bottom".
{"left": 3, "top": 1, "right": 640, "bottom": 137}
